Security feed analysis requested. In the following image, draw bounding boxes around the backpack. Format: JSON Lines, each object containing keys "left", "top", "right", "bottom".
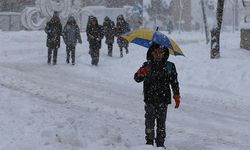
{"left": 164, "top": 61, "right": 173, "bottom": 77}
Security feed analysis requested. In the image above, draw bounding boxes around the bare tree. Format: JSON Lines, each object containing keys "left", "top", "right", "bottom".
{"left": 146, "top": 0, "right": 170, "bottom": 29}
{"left": 210, "top": 0, "right": 225, "bottom": 59}
{"left": 230, "top": 0, "right": 239, "bottom": 31}
{"left": 235, "top": 0, "right": 239, "bottom": 31}
{"left": 201, "top": 0, "right": 209, "bottom": 44}
{"left": 178, "top": 0, "right": 184, "bottom": 33}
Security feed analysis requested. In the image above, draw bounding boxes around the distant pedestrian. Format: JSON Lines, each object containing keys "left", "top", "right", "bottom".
{"left": 116, "top": 14, "right": 130, "bottom": 57}
{"left": 45, "top": 11, "right": 62, "bottom": 65}
{"left": 103, "top": 16, "right": 116, "bottom": 57}
{"left": 167, "top": 20, "right": 173, "bottom": 34}
{"left": 86, "top": 16, "right": 104, "bottom": 66}
{"left": 62, "top": 16, "right": 82, "bottom": 65}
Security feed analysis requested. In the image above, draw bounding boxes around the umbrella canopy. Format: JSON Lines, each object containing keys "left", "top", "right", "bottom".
{"left": 121, "top": 28, "right": 184, "bottom": 56}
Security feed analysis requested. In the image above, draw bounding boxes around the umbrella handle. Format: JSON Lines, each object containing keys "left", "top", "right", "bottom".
{"left": 156, "top": 26, "right": 159, "bottom": 31}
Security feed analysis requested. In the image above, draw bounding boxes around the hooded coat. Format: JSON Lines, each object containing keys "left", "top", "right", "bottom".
{"left": 103, "top": 16, "right": 116, "bottom": 44}
{"left": 116, "top": 15, "right": 130, "bottom": 47}
{"left": 134, "top": 43, "right": 180, "bottom": 104}
{"left": 86, "top": 16, "right": 104, "bottom": 51}
{"left": 62, "top": 16, "right": 82, "bottom": 46}
{"left": 45, "top": 14, "right": 62, "bottom": 49}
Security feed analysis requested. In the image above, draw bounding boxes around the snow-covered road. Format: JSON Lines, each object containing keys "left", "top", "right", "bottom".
{"left": 0, "top": 31, "right": 249, "bottom": 150}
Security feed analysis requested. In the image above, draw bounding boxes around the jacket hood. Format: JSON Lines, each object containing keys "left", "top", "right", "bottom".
{"left": 67, "top": 16, "right": 76, "bottom": 25}
{"left": 104, "top": 16, "right": 110, "bottom": 22}
{"left": 117, "top": 14, "right": 125, "bottom": 22}
{"left": 49, "top": 11, "right": 61, "bottom": 24}
{"left": 146, "top": 42, "right": 169, "bottom": 63}
{"left": 87, "top": 16, "right": 99, "bottom": 29}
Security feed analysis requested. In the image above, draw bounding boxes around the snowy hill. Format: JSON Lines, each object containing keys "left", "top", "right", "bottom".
{"left": 0, "top": 30, "right": 250, "bottom": 150}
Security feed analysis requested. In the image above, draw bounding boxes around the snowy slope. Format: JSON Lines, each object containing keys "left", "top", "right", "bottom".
{"left": 0, "top": 30, "right": 250, "bottom": 150}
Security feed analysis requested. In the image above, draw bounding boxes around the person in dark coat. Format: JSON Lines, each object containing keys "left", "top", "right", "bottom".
{"left": 103, "top": 16, "right": 116, "bottom": 57}
{"left": 116, "top": 14, "right": 130, "bottom": 57}
{"left": 86, "top": 16, "right": 104, "bottom": 66}
{"left": 62, "top": 16, "right": 82, "bottom": 65}
{"left": 44, "top": 11, "right": 62, "bottom": 65}
{"left": 134, "top": 42, "right": 181, "bottom": 147}
{"left": 167, "top": 20, "right": 174, "bottom": 34}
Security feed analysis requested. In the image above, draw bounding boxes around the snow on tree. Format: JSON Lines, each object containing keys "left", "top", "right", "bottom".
{"left": 201, "top": 0, "right": 210, "bottom": 44}
{"left": 126, "top": 3, "right": 143, "bottom": 31}
{"left": 145, "top": 0, "right": 173, "bottom": 30}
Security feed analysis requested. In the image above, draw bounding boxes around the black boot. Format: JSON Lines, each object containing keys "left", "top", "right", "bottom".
{"left": 108, "top": 49, "right": 112, "bottom": 57}
{"left": 146, "top": 139, "right": 154, "bottom": 146}
{"left": 52, "top": 49, "right": 58, "bottom": 65}
{"left": 47, "top": 49, "right": 52, "bottom": 65}
{"left": 53, "top": 61, "right": 57, "bottom": 65}
{"left": 47, "top": 58, "right": 51, "bottom": 65}
{"left": 66, "top": 48, "right": 70, "bottom": 64}
{"left": 120, "top": 47, "right": 123, "bottom": 57}
{"left": 108, "top": 44, "right": 112, "bottom": 57}
{"left": 155, "top": 139, "right": 165, "bottom": 147}
{"left": 156, "top": 142, "right": 165, "bottom": 147}
{"left": 125, "top": 47, "right": 129, "bottom": 54}
{"left": 53, "top": 58, "right": 57, "bottom": 65}
{"left": 91, "top": 59, "right": 98, "bottom": 66}
{"left": 71, "top": 47, "right": 76, "bottom": 65}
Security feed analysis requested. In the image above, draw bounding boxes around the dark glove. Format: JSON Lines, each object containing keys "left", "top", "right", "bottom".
{"left": 136, "top": 67, "right": 150, "bottom": 77}
{"left": 173, "top": 95, "right": 180, "bottom": 109}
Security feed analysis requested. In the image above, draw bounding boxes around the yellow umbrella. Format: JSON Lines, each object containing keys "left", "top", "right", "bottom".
{"left": 121, "top": 28, "right": 184, "bottom": 56}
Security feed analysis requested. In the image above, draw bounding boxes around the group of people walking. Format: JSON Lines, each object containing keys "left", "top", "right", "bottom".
{"left": 45, "top": 12, "right": 131, "bottom": 66}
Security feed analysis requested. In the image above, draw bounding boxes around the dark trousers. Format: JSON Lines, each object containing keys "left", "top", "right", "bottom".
{"left": 108, "top": 44, "right": 113, "bottom": 56}
{"left": 90, "top": 49, "right": 100, "bottom": 65}
{"left": 66, "top": 45, "right": 76, "bottom": 64}
{"left": 144, "top": 103, "right": 168, "bottom": 144}
{"left": 48, "top": 48, "right": 58, "bottom": 65}
{"left": 119, "top": 47, "right": 128, "bottom": 57}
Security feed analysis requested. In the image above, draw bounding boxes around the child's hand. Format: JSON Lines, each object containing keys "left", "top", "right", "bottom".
{"left": 136, "top": 67, "right": 150, "bottom": 77}
{"left": 173, "top": 95, "right": 180, "bottom": 109}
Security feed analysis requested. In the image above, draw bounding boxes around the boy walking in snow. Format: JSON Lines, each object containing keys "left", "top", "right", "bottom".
{"left": 134, "top": 42, "right": 181, "bottom": 147}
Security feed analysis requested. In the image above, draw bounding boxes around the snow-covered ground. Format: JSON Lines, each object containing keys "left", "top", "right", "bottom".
{"left": 0, "top": 30, "right": 249, "bottom": 150}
